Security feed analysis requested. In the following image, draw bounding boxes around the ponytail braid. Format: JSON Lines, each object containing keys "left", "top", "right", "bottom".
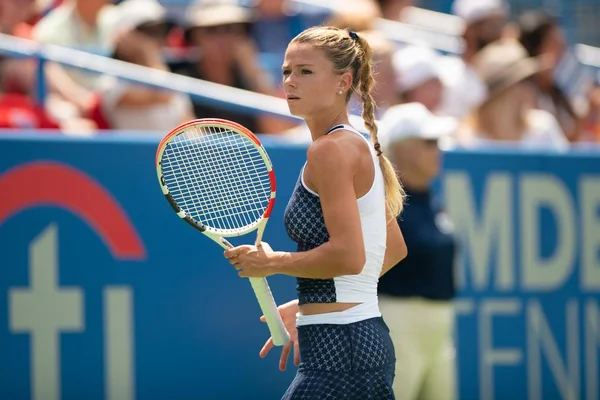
{"left": 355, "top": 33, "right": 405, "bottom": 216}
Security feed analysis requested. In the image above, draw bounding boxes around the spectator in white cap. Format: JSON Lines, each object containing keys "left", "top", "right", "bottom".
{"left": 436, "top": 0, "right": 510, "bottom": 119}
{"left": 97, "top": 0, "right": 195, "bottom": 131}
{"left": 393, "top": 45, "right": 444, "bottom": 113}
{"left": 378, "top": 102, "right": 459, "bottom": 400}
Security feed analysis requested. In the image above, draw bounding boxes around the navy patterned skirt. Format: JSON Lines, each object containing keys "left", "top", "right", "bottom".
{"left": 282, "top": 317, "right": 396, "bottom": 400}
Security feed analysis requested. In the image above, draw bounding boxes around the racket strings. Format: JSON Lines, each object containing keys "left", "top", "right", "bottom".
{"left": 194, "top": 125, "right": 269, "bottom": 225}
{"left": 164, "top": 135, "right": 268, "bottom": 230}
{"left": 166, "top": 127, "right": 268, "bottom": 227}
{"left": 193, "top": 138, "right": 267, "bottom": 228}
{"left": 205, "top": 125, "right": 269, "bottom": 209}
{"left": 160, "top": 124, "right": 272, "bottom": 232}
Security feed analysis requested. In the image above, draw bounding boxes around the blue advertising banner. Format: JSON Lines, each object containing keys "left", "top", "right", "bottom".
{"left": 0, "top": 135, "right": 305, "bottom": 400}
{"left": 0, "top": 134, "right": 598, "bottom": 400}
{"left": 443, "top": 149, "right": 600, "bottom": 400}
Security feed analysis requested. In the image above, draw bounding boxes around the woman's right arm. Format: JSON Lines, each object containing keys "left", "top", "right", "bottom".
{"left": 269, "top": 137, "right": 368, "bottom": 278}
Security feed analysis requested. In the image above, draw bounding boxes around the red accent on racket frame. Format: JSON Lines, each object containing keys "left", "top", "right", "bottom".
{"left": 263, "top": 169, "right": 277, "bottom": 219}
{"left": 157, "top": 118, "right": 277, "bottom": 219}
{"left": 156, "top": 118, "right": 269, "bottom": 166}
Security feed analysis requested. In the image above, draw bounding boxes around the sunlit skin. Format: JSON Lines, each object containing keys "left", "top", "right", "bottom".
{"left": 224, "top": 42, "right": 374, "bottom": 300}
{"left": 223, "top": 42, "right": 362, "bottom": 371}
{"left": 222, "top": 37, "right": 407, "bottom": 372}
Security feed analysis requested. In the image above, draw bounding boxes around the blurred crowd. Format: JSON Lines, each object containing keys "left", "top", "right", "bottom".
{"left": 0, "top": 0, "right": 599, "bottom": 146}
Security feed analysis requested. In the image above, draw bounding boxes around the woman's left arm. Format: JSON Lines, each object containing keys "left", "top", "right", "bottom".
{"left": 225, "top": 138, "right": 367, "bottom": 278}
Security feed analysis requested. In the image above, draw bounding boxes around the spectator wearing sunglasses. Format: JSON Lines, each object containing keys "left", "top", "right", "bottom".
{"left": 174, "top": 1, "right": 294, "bottom": 134}
{"left": 377, "top": 102, "right": 459, "bottom": 400}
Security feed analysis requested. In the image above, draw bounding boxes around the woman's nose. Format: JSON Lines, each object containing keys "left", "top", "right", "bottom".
{"left": 284, "top": 74, "right": 297, "bottom": 88}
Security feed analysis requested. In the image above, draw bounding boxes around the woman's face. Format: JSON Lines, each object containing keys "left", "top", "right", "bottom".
{"left": 282, "top": 43, "right": 351, "bottom": 118}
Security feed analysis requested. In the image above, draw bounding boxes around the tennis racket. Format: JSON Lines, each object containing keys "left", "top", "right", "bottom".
{"left": 156, "top": 118, "right": 290, "bottom": 346}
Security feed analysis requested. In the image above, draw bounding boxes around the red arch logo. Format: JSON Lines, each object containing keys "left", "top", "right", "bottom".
{"left": 0, "top": 161, "right": 146, "bottom": 260}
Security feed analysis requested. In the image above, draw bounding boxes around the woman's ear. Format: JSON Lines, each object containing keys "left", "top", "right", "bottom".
{"left": 338, "top": 71, "right": 354, "bottom": 94}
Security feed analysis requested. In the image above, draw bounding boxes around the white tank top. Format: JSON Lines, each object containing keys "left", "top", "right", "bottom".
{"left": 284, "top": 124, "right": 387, "bottom": 325}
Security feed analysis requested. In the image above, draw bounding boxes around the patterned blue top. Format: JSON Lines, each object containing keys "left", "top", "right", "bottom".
{"left": 284, "top": 171, "right": 337, "bottom": 304}
{"left": 283, "top": 124, "right": 360, "bottom": 305}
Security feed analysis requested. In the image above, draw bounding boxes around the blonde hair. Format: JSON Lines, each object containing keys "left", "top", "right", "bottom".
{"left": 291, "top": 26, "right": 405, "bottom": 216}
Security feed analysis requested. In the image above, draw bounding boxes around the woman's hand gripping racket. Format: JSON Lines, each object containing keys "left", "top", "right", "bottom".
{"left": 156, "top": 118, "right": 290, "bottom": 346}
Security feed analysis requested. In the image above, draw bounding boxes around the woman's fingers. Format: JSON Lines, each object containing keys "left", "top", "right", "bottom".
{"left": 260, "top": 337, "right": 274, "bottom": 358}
{"left": 223, "top": 245, "right": 251, "bottom": 259}
{"left": 279, "top": 341, "right": 293, "bottom": 371}
{"left": 293, "top": 341, "right": 300, "bottom": 366}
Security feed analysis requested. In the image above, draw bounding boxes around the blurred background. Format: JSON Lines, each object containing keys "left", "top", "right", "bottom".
{"left": 0, "top": 0, "right": 599, "bottom": 399}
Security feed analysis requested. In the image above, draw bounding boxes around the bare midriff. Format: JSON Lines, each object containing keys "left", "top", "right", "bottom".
{"left": 299, "top": 302, "right": 361, "bottom": 315}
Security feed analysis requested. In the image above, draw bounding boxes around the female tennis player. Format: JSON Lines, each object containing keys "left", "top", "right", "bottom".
{"left": 224, "top": 26, "right": 408, "bottom": 399}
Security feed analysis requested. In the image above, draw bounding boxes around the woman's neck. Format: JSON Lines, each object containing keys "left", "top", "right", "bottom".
{"left": 304, "top": 109, "right": 350, "bottom": 142}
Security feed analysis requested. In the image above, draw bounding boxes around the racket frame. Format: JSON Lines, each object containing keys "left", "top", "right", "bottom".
{"left": 156, "top": 118, "right": 289, "bottom": 346}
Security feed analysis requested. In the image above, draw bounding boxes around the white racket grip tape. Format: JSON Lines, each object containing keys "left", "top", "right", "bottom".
{"left": 249, "top": 277, "right": 290, "bottom": 346}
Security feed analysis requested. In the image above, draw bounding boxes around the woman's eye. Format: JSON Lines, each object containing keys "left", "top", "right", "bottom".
{"left": 282, "top": 69, "right": 291, "bottom": 76}
{"left": 301, "top": 69, "right": 312, "bottom": 75}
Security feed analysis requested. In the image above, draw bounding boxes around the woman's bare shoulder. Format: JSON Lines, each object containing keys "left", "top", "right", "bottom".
{"left": 310, "top": 131, "right": 367, "bottom": 167}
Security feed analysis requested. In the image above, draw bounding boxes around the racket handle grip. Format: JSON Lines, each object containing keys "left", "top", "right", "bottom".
{"left": 249, "top": 277, "right": 290, "bottom": 346}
